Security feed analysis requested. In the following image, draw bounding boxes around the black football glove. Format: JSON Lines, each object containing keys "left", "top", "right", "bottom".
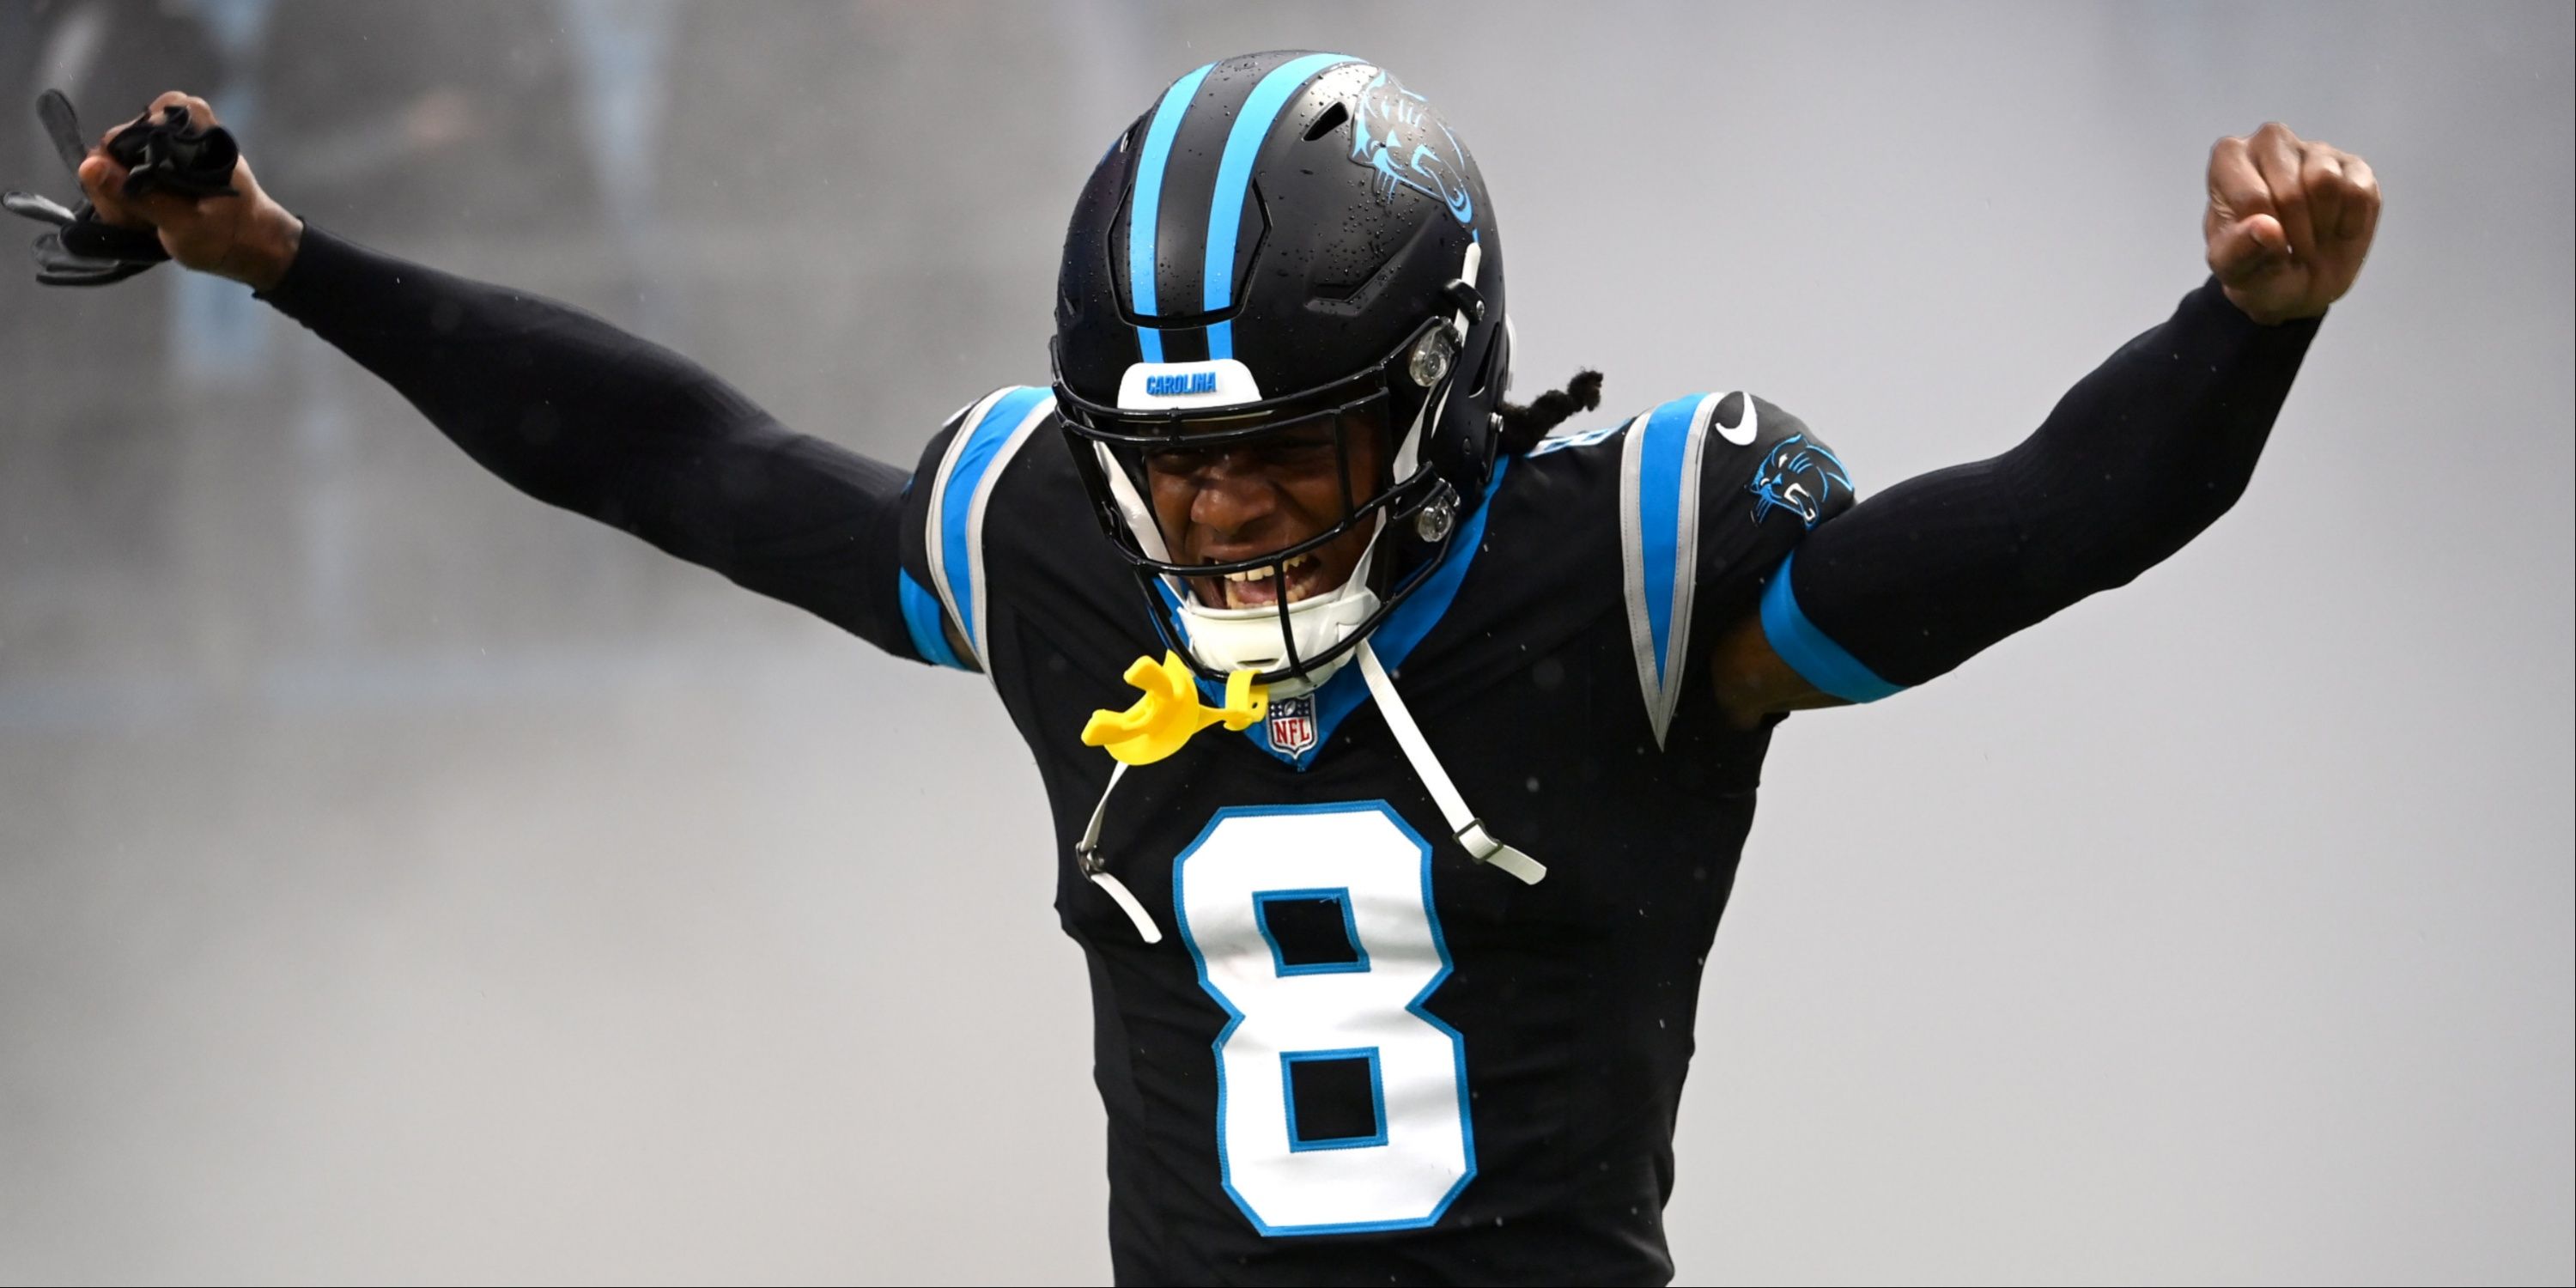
{"left": 3, "top": 90, "right": 241, "bottom": 287}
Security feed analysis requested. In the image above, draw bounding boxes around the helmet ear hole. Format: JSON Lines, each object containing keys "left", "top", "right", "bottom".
{"left": 1301, "top": 100, "right": 1350, "bottom": 142}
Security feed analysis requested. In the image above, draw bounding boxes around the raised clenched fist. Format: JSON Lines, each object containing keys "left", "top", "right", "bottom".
{"left": 76, "top": 90, "right": 301, "bottom": 290}
{"left": 2205, "top": 122, "right": 2379, "bottom": 325}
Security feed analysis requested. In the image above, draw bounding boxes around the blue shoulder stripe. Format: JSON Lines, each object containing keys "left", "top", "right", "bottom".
{"left": 925, "top": 386, "right": 1055, "bottom": 671}
{"left": 1759, "top": 550, "right": 1903, "bottom": 703}
{"left": 1619, "top": 392, "right": 1725, "bottom": 745}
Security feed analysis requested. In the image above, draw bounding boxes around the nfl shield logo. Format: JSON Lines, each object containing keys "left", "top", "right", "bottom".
{"left": 1267, "top": 693, "right": 1318, "bottom": 757}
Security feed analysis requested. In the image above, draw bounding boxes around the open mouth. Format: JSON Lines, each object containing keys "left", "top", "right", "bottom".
{"left": 1203, "top": 551, "right": 1330, "bottom": 610}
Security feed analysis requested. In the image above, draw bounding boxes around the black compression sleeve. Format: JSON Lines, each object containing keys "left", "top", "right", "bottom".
{"left": 258, "top": 224, "right": 921, "bottom": 658}
{"left": 1775, "top": 278, "right": 2320, "bottom": 692}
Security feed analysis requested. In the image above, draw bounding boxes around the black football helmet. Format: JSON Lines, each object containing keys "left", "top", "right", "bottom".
{"left": 1054, "top": 52, "right": 1511, "bottom": 690}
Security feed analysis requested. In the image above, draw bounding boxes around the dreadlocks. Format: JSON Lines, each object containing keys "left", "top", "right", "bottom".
{"left": 1495, "top": 369, "right": 1606, "bottom": 454}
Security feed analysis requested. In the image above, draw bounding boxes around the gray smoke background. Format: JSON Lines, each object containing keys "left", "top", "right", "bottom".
{"left": 1, "top": 2, "right": 2567, "bottom": 1283}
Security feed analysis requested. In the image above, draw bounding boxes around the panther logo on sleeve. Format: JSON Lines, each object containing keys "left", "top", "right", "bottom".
{"left": 1747, "top": 433, "right": 1855, "bottom": 528}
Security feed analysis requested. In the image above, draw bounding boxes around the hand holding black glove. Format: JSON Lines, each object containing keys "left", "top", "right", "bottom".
{"left": 4, "top": 89, "right": 293, "bottom": 289}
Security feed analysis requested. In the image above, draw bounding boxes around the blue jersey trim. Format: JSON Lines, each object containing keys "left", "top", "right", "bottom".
{"left": 1759, "top": 550, "right": 1903, "bottom": 703}
{"left": 1128, "top": 63, "right": 1213, "bottom": 363}
{"left": 1362, "top": 454, "right": 1508, "bottom": 668}
{"left": 1292, "top": 455, "right": 1510, "bottom": 768}
{"left": 897, "top": 568, "right": 965, "bottom": 671}
{"left": 1201, "top": 53, "right": 1358, "bottom": 360}
{"left": 937, "top": 386, "right": 1052, "bottom": 646}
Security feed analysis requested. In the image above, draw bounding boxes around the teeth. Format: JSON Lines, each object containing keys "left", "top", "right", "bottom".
{"left": 1223, "top": 553, "right": 1315, "bottom": 583}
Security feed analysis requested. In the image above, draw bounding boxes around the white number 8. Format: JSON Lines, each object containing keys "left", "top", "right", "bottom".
{"left": 1172, "top": 803, "right": 1476, "bottom": 1235}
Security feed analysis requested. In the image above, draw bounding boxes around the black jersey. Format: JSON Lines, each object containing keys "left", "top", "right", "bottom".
{"left": 258, "top": 226, "right": 2308, "bottom": 1287}
{"left": 896, "top": 386, "right": 1852, "bottom": 1284}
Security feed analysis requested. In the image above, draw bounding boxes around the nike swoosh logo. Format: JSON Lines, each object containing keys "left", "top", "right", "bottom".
{"left": 1715, "top": 390, "right": 1758, "bottom": 446}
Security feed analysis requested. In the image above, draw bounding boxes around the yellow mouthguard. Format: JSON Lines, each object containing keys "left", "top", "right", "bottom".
{"left": 1080, "top": 652, "right": 1269, "bottom": 766}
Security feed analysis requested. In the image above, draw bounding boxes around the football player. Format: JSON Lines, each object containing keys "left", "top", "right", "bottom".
{"left": 20, "top": 52, "right": 2375, "bottom": 1285}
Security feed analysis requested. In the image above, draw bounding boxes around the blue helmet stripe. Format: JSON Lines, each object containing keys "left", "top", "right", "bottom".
{"left": 1128, "top": 62, "right": 1213, "bottom": 363}
{"left": 1201, "top": 52, "right": 1359, "bottom": 360}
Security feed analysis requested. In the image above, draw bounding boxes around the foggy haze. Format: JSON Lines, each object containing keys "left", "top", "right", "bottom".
{"left": 2, "top": 3, "right": 2568, "bottom": 1283}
